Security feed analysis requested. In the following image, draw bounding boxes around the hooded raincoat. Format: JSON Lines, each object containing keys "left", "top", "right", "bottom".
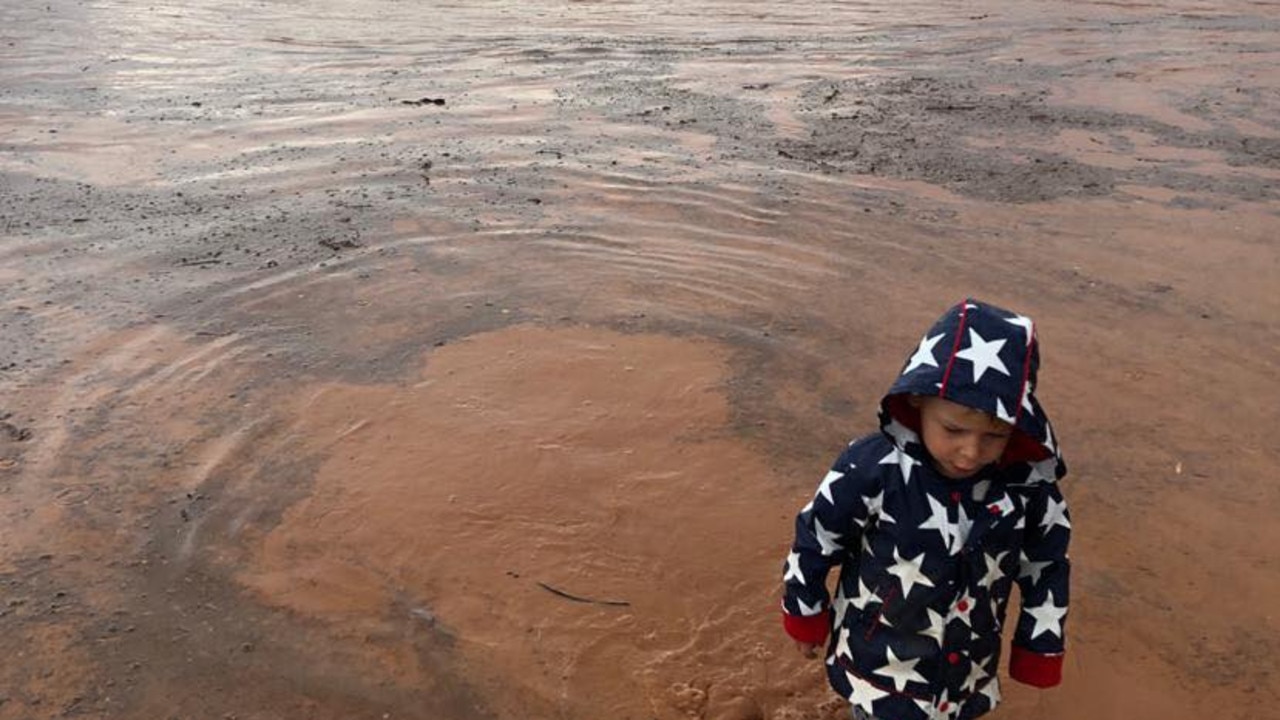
{"left": 781, "top": 299, "right": 1070, "bottom": 720}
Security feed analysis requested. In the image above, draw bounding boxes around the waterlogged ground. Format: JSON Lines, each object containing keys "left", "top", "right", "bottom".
{"left": 1, "top": 1, "right": 1278, "bottom": 718}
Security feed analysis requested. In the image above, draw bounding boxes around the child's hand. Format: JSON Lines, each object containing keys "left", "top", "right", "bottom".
{"left": 795, "top": 641, "right": 820, "bottom": 659}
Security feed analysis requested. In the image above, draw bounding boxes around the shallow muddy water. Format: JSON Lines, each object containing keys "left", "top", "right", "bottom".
{"left": 2, "top": 1, "right": 1279, "bottom": 719}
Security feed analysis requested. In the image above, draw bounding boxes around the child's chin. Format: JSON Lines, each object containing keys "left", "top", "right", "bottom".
{"left": 939, "top": 464, "right": 978, "bottom": 480}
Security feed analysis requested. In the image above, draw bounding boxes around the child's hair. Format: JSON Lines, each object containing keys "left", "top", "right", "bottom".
{"left": 908, "top": 394, "right": 1013, "bottom": 431}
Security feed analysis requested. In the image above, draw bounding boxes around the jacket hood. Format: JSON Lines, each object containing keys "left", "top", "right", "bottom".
{"left": 879, "top": 299, "right": 1066, "bottom": 481}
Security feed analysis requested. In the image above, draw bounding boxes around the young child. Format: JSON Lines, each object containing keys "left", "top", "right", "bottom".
{"left": 781, "top": 299, "right": 1070, "bottom": 720}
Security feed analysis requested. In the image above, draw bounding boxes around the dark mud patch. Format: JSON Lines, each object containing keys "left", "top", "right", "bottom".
{"left": 0, "top": 333, "right": 502, "bottom": 720}
{"left": 0, "top": 551, "right": 497, "bottom": 719}
{"left": 96, "top": 526, "right": 498, "bottom": 720}
{"left": 577, "top": 72, "right": 776, "bottom": 158}
{"left": 777, "top": 75, "right": 1278, "bottom": 204}
{"left": 0, "top": 412, "right": 32, "bottom": 480}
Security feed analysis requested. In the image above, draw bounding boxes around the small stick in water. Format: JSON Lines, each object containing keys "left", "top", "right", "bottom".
{"left": 536, "top": 582, "right": 630, "bottom": 607}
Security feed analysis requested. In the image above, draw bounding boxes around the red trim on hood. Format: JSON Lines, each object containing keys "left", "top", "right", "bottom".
{"left": 1002, "top": 430, "right": 1051, "bottom": 465}
{"left": 937, "top": 300, "right": 970, "bottom": 396}
{"left": 885, "top": 394, "right": 922, "bottom": 434}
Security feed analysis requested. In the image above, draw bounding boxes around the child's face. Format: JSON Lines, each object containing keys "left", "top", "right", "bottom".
{"left": 913, "top": 397, "right": 1013, "bottom": 480}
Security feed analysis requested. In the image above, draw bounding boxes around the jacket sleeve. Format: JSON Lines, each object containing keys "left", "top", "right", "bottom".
{"left": 781, "top": 446, "right": 877, "bottom": 645}
{"left": 1010, "top": 482, "right": 1071, "bottom": 688}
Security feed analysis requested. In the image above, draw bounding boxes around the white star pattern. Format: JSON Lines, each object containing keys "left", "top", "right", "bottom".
{"left": 935, "top": 689, "right": 958, "bottom": 719}
{"left": 918, "top": 494, "right": 953, "bottom": 550}
{"left": 972, "top": 480, "right": 991, "bottom": 501}
{"left": 816, "top": 470, "right": 843, "bottom": 505}
{"left": 876, "top": 647, "right": 928, "bottom": 692}
{"left": 995, "top": 397, "right": 1015, "bottom": 425}
{"left": 1021, "top": 379, "right": 1036, "bottom": 415}
{"left": 1027, "top": 457, "right": 1058, "bottom": 484}
{"left": 783, "top": 551, "right": 804, "bottom": 585}
{"left": 903, "top": 332, "right": 945, "bottom": 375}
{"left": 1004, "top": 313, "right": 1035, "bottom": 345}
{"left": 846, "top": 670, "right": 890, "bottom": 708}
{"left": 949, "top": 591, "right": 976, "bottom": 627}
{"left": 979, "top": 677, "right": 1002, "bottom": 706}
{"left": 851, "top": 576, "right": 877, "bottom": 612}
{"left": 980, "top": 551, "right": 1009, "bottom": 588}
{"left": 860, "top": 489, "right": 885, "bottom": 525}
{"left": 962, "top": 658, "right": 988, "bottom": 694}
{"left": 835, "top": 626, "right": 853, "bottom": 659}
{"left": 879, "top": 445, "right": 921, "bottom": 485}
{"left": 832, "top": 584, "right": 849, "bottom": 627}
{"left": 887, "top": 547, "right": 936, "bottom": 598}
{"left": 954, "top": 328, "right": 1010, "bottom": 384}
{"left": 1024, "top": 590, "right": 1068, "bottom": 639}
{"left": 1019, "top": 552, "right": 1053, "bottom": 586}
{"left": 879, "top": 507, "right": 897, "bottom": 525}
{"left": 1040, "top": 496, "right": 1071, "bottom": 533}
{"left": 797, "top": 597, "right": 823, "bottom": 616}
{"left": 921, "top": 607, "right": 945, "bottom": 644}
{"left": 1043, "top": 420, "right": 1058, "bottom": 454}
{"left": 813, "top": 516, "right": 844, "bottom": 556}
{"left": 829, "top": 584, "right": 849, "bottom": 622}
{"left": 884, "top": 417, "right": 920, "bottom": 447}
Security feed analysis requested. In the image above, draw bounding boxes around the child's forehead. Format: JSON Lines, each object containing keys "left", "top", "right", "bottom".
{"left": 924, "top": 396, "right": 1012, "bottom": 430}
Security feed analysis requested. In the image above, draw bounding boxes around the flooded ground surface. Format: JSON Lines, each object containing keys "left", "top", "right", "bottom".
{"left": 2, "top": 1, "right": 1278, "bottom": 718}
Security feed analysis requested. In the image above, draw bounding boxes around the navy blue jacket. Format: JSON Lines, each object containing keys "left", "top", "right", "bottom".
{"left": 782, "top": 300, "right": 1071, "bottom": 720}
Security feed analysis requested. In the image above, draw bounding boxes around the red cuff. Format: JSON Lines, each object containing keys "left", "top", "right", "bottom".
{"left": 782, "top": 609, "right": 831, "bottom": 645}
{"left": 1009, "top": 645, "right": 1063, "bottom": 688}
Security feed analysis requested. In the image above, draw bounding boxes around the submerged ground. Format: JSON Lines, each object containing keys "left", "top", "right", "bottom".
{"left": 1, "top": 1, "right": 1278, "bottom": 718}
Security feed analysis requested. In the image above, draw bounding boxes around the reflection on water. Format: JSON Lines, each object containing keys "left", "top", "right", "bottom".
{"left": 1, "top": 1, "right": 1279, "bottom": 719}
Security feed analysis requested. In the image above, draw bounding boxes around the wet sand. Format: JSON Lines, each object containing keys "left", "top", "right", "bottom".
{"left": 2, "top": 1, "right": 1278, "bottom": 718}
